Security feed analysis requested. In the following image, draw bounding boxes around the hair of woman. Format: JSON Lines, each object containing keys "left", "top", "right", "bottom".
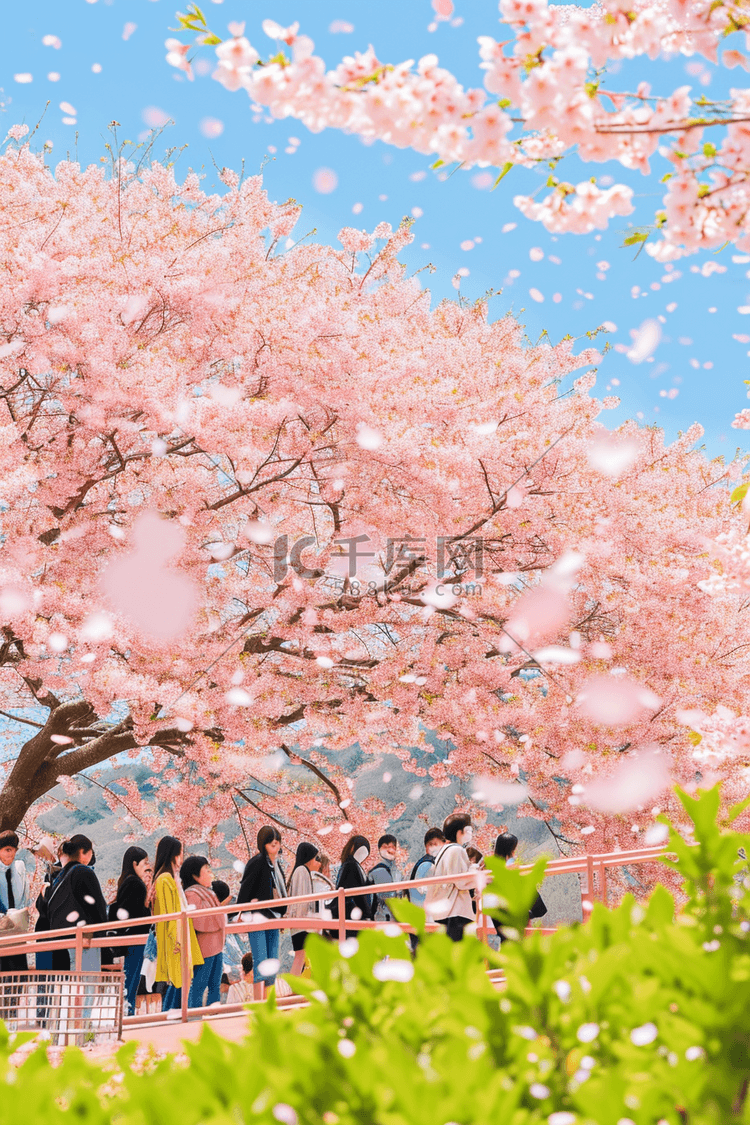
{"left": 61, "top": 833, "right": 94, "bottom": 861}
{"left": 292, "top": 841, "right": 320, "bottom": 873}
{"left": 117, "top": 845, "right": 148, "bottom": 891}
{"left": 152, "top": 835, "right": 182, "bottom": 882}
{"left": 180, "top": 854, "right": 209, "bottom": 889}
{"left": 341, "top": 835, "right": 370, "bottom": 864}
{"left": 494, "top": 832, "right": 519, "bottom": 859}
{"left": 257, "top": 825, "right": 282, "bottom": 855}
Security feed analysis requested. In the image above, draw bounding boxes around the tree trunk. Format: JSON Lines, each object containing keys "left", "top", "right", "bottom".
{"left": 0, "top": 698, "right": 187, "bottom": 836}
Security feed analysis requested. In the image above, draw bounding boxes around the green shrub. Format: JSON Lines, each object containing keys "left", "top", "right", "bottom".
{"left": 2, "top": 786, "right": 749, "bottom": 1124}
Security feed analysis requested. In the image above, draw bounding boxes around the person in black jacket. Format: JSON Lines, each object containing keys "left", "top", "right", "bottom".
{"left": 109, "top": 846, "right": 152, "bottom": 1016}
{"left": 237, "top": 826, "right": 288, "bottom": 999}
{"left": 33, "top": 838, "right": 64, "bottom": 973}
{"left": 491, "top": 833, "right": 547, "bottom": 942}
{"left": 335, "top": 835, "right": 375, "bottom": 939}
{"left": 45, "top": 834, "right": 108, "bottom": 971}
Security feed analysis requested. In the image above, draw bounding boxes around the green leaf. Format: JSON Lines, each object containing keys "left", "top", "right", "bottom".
{"left": 389, "top": 895, "right": 428, "bottom": 937}
{"left": 623, "top": 230, "right": 649, "bottom": 246}
{"left": 188, "top": 2, "right": 207, "bottom": 24}
{"left": 492, "top": 162, "right": 514, "bottom": 189}
{"left": 430, "top": 158, "right": 445, "bottom": 169}
{"left": 731, "top": 481, "right": 749, "bottom": 504}
{"left": 703, "top": 141, "right": 717, "bottom": 157}
{"left": 727, "top": 790, "right": 750, "bottom": 823}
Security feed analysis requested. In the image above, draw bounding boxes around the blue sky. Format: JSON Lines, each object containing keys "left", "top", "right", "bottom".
{"left": 3, "top": 0, "right": 750, "bottom": 457}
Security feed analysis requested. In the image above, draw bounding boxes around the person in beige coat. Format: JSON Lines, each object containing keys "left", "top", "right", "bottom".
{"left": 287, "top": 842, "right": 322, "bottom": 975}
{"left": 423, "top": 813, "right": 476, "bottom": 942}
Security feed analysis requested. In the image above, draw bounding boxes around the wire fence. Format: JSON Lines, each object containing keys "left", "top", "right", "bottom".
{"left": 0, "top": 968, "right": 123, "bottom": 1045}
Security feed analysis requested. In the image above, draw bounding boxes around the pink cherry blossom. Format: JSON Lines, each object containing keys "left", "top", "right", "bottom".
{"left": 162, "top": 3, "right": 750, "bottom": 253}
{"left": 0, "top": 146, "right": 747, "bottom": 890}
{"left": 164, "top": 38, "right": 192, "bottom": 79}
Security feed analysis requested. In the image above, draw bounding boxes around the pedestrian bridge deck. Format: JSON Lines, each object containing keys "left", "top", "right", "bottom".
{"left": 0, "top": 843, "right": 666, "bottom": 1048}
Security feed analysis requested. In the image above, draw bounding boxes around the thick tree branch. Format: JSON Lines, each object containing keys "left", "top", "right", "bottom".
{"left": 280, "top": 742, "right": 344, "bottom": 809}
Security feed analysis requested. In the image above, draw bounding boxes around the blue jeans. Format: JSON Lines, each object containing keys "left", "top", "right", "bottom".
{"left": 188, "top": 952, "right": 222, "bottom": 1008}
{"left": 162, "top": 984, "right": 182, "bottom": 1011}
{"left": 69, "top": 946, "right": 100, "bottom": 1021}
{"left": 123, "top": 945, "right": 145, "bottom": 1017}
{"left": 248, "top": 927, "right": 279, "bottom": 985}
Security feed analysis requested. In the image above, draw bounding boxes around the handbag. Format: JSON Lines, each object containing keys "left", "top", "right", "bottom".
{"left": 143, "top": 926, "right": 157, "bottom": 962}
{"left": 0, "top": 907, "right": 30, "bottom": 935}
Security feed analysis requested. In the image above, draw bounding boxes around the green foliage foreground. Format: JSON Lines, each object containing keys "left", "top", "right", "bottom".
{"left": 4, "top": 787, "right": 750, "bottom": 1124}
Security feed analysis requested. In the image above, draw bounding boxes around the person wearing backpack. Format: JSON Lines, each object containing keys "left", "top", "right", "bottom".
{"left": 423, "top": 814, "right": 475, "bottom": 942}
{"left": 370, "top": 834, "right": 404, "bottom": 922}
{"left": 408, "top": 828, "right": 446, "bottom": 910}
{"left": 46, "top": 834, "right": 108, "bottom": 970}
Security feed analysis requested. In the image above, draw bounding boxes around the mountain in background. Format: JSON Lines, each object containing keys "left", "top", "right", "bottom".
{"left": 27, "top": 742, "right": 584, "bottom": 924}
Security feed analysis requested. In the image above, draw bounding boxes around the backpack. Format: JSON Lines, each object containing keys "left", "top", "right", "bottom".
{"left": 409, "top": 853, "right": 435, "bottom": 881}
{"left": 369, "top": 862, "right": 392, "bottom": 887}
{"left": 45, "top": 864, "right": 79, "bottom": 932}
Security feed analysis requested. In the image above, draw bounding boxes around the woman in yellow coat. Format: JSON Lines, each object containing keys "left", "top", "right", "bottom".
{"left": 151, "top": 835, "right": 203, "bottom": 1011}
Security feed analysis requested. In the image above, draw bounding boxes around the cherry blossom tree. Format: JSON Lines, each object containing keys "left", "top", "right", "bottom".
{"left": 0, "top": 132, "right": 748, "bottom": 870}
{"left": 167, "top": 1, "right": 750, "bottom": 259}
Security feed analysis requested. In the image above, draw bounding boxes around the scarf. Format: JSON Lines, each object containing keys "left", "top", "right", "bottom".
{"left": 272, "top": 858, "right": 288, "bottom": 901}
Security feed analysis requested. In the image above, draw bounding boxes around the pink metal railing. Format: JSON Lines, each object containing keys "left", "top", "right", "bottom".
{"left": 0, "top": 844, "right": 669, "bottom": 1025}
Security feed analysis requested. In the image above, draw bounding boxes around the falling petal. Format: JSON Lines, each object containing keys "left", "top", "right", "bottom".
{"left": 313, "top": 167, "right": 338, "bottom": 194}
{"left": 583, "top": 748, "right": 671, "bottom": 814}
{"left": 630, "top": 1022, "right": 658, "bottom": 1045}
{"left": 626, "top": 319, "right": 661, "bottom": 363}
{"left": 576, "top": 674, "right": 660, "bottom": 725}
{"left": 470, "top": 777, "right": 528, "bottom": 806}
{"left": 372, "top": 958, "right": 414, "bottom": 981}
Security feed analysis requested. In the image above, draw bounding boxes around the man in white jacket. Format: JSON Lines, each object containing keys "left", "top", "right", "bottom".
{"left": 0, "top": 831, "right": 30, "bottom": 972}
{"left": 424, "top": 813, "right": 475, "bottom": 942}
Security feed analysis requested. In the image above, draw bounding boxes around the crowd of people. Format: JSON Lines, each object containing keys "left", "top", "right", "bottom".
{"left": 0, "top": 811, "right": 546, "bottom": 1017}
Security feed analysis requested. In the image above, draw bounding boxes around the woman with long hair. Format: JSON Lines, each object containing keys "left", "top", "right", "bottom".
{"left": 33, "top": 838, "right": 63, "bottom": 976}
{"left": 335, "top": 835, "right": 375, "bottom": 939}
{"left": 109, "top": 846, "right": 152, "bottom": 1016}
{"left": 45, "top": 834, "right": 107, "bottom": 971}
{"left": 180, "top": 855, "right": 226, "bottom": 1009}
{"left": 237, "top": 826, "right": 288, "bottom": 999}
{"left": 287, "top": 842, "right": 321, "bottom": 975}
{"left": 150, "top": 835, "right": 203, "bottom": 1011}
